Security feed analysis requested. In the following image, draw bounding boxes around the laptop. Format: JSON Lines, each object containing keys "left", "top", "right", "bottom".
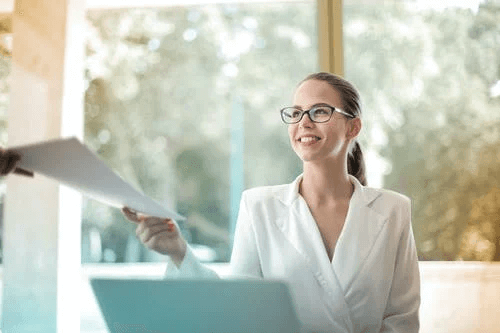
{"left": 90, "top": 278, "right": 303, "bottom": 333}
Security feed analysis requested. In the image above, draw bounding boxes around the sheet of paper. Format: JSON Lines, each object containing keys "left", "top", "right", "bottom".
{"left": 14, "top": 137, "right": 185, "bottom": 221}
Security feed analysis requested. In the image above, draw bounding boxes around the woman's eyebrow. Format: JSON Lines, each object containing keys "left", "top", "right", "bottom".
{"left": 292, "top": 102, "right": 332, "bottom": 109}
{"left": 311, "top": 103, "right": 332, "bottom": 108}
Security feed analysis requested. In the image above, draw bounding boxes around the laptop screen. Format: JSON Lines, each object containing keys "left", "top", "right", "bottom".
{"left": 91, "top": 278, "right": 302, "bottom": 333}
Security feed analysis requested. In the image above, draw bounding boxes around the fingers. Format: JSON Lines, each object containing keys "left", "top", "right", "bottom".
{"left": 6, "top": 153, "right": 21, "bottom": 174}
{"left": 136, "top": 220, "right": 173, "bottom": 244}
{"left": 133, "top": 216, "right": 185, "bottom": 258}
{"left": 126, "top": 210, "right": 176, "bottom": 242}
{"left": 136, "top": 219, "right": 179, "bottom": 256}
{"left": 122, "top": 207, "right": 172, "bottom": 226}
{"left": 0, "top": 149, "right": 21, "bottom": 176}
{"left": 13, "top": 167, "right": 34, "bottom": 177}
{"left": 122, "top": 207, "right": 142, "bottom": 223}
{"left": 135, "top": 217, "right": 174, "bottom": 237}
{"left": 122, "top": 207, "right": 180, "bottom": 255}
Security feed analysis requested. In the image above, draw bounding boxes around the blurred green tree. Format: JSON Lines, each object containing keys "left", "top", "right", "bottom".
{"left": 345, "top": 1, "right": 500, "bottom": 261}
{"left": 82, "top": 3, "right": 314, "bottom": 262}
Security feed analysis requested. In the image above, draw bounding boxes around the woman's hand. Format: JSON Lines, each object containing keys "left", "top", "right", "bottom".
{"left": 122, "top": 207, "right": 187, "bottom": 267}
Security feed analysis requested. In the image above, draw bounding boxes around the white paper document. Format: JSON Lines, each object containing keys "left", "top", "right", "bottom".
{"left": 14, "top": 137, "right": 185, "bottom": 221}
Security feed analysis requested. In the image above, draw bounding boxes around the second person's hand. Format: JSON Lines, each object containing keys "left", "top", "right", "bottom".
{"left": 0, "top": 148, "right": 34, "bottom": 177}
{"left": 122, "top": 207, "right": 187, "bottom": 267}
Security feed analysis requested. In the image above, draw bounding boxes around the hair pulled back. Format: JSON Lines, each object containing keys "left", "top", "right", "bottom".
{"left": 300, "top": 72, "right": 367, "bottom": 186}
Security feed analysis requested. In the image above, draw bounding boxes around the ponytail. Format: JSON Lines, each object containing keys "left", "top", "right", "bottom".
{"left": 348, "top": 141, "right": 367, "bottom": 186}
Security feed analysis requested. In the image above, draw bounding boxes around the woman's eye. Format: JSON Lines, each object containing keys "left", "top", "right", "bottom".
{"left": 291, "top": 110, "right": 302, "bottom": 118}
{"left": 314, "top": 108, "right": 329, "bottom": 115}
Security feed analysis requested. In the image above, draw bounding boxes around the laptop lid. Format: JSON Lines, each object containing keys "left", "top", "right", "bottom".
{"left": 90, "top": 278, "right": 302, "bottom": 333}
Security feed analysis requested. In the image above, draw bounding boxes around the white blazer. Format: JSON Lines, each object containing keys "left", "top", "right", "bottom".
{"left": 166, "top": 175, "right": 420, "bottom": 333}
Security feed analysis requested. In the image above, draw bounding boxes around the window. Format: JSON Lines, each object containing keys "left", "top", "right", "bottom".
{"left": 344, "top": 0, "right": 500, "bottom": 261}
{"left": 83, "top": 1, "right": 318, "bottom": 263}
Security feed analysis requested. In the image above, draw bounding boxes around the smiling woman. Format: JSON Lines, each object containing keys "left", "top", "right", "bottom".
{"left": 289, "top": 72, "right": 365, "bottom": 185}
{"left": 127, "top": 72, "right": 420, "bottom": 332}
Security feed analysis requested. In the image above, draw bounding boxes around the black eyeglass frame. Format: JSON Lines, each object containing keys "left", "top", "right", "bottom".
{"left": 280, "top": 105, "right": 355, "bottom": 124}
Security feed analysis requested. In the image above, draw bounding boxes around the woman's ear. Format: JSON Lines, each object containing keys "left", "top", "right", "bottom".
{"left": 346, "top": 117, "right": 362, "bottom": 140}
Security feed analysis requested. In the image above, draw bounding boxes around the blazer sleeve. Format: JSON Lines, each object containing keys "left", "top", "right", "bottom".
{"left": 164, "top": 191, "right": 262, "bottom": 279}
{"left": 164, "top": 245, "right": 219, "bottom": 279}
{"left": 228, "top": 191, "right": 263, "bottom": 278}
{"left": 380, "top": 199, "right": 421, "bottom": 333}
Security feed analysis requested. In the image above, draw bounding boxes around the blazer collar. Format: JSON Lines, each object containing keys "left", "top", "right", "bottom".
{"left": 282, "top": 173, "right": 382, "bottom": 208}
{"left": 278, "top": 173, "right": 387, "bottom": 296}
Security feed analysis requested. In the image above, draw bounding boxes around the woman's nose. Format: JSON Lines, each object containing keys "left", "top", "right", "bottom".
{"left": 299, "top": 112, "right": 314, "bottom": 127}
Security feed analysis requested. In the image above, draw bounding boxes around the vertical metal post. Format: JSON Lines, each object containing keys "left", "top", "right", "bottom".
{"left": 317, "top": 0, "right": 344, "bottom": 75}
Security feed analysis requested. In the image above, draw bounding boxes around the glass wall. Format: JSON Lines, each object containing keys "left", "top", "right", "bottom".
{"left": 343, "top": 0, "right": 500, "bottom": 261}
{"left": 82, "top": 1, "right": 318, "bottom": 263}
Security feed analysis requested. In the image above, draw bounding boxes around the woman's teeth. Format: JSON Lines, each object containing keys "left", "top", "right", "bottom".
{"left": 300, "top": 136, "right": 319, "bottom": 143}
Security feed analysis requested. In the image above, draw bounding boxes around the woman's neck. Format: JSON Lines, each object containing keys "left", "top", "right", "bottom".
{"left": 300, "top": 160, "right": 353, "bottom": 203}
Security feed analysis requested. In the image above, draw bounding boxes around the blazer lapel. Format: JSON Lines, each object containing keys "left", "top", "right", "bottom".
{"left": 332, "top": 176, "right": 386, "bottom": 292}
{"left": 274, "top": 175, "right": 355, "bottom": 332}
{"left": 273, "top": 175, "right": 330, "bottom": 275}
{"left": 276, "top": 175, "right": 386, "bottom": 291}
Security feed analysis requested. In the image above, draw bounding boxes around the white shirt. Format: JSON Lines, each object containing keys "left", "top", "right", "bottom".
{"left": 166, "top": 175, "right": 420, "bottom": 333}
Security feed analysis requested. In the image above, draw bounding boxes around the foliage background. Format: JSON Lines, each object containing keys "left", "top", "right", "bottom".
{"left": 344, "top": 1, "right": 500, "bottom": 261}
{"left": 0, "top": 1, "right": 499, "bottom": 263}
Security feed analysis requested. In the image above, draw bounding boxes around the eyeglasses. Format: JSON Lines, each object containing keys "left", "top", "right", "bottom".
{"left": 280, "top": 105, "right": 355, "bottom": 124}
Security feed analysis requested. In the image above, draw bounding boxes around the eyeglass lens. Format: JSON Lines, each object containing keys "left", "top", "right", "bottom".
{"left": 282, "top": 106, "right": 332, "bottom": 123}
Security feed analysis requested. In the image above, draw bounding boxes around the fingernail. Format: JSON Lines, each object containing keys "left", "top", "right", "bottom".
{"left": 167, "top": 222, "right": 174, "bottom": 231}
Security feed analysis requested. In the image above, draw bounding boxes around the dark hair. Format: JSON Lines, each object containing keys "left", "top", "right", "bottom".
{"left": 300, "top": 72, "right": 367, "bottom": 186}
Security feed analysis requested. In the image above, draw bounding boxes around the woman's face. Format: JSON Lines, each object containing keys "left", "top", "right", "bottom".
{"left": 288, "top": 79, "right": 359, "bottom": 164}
